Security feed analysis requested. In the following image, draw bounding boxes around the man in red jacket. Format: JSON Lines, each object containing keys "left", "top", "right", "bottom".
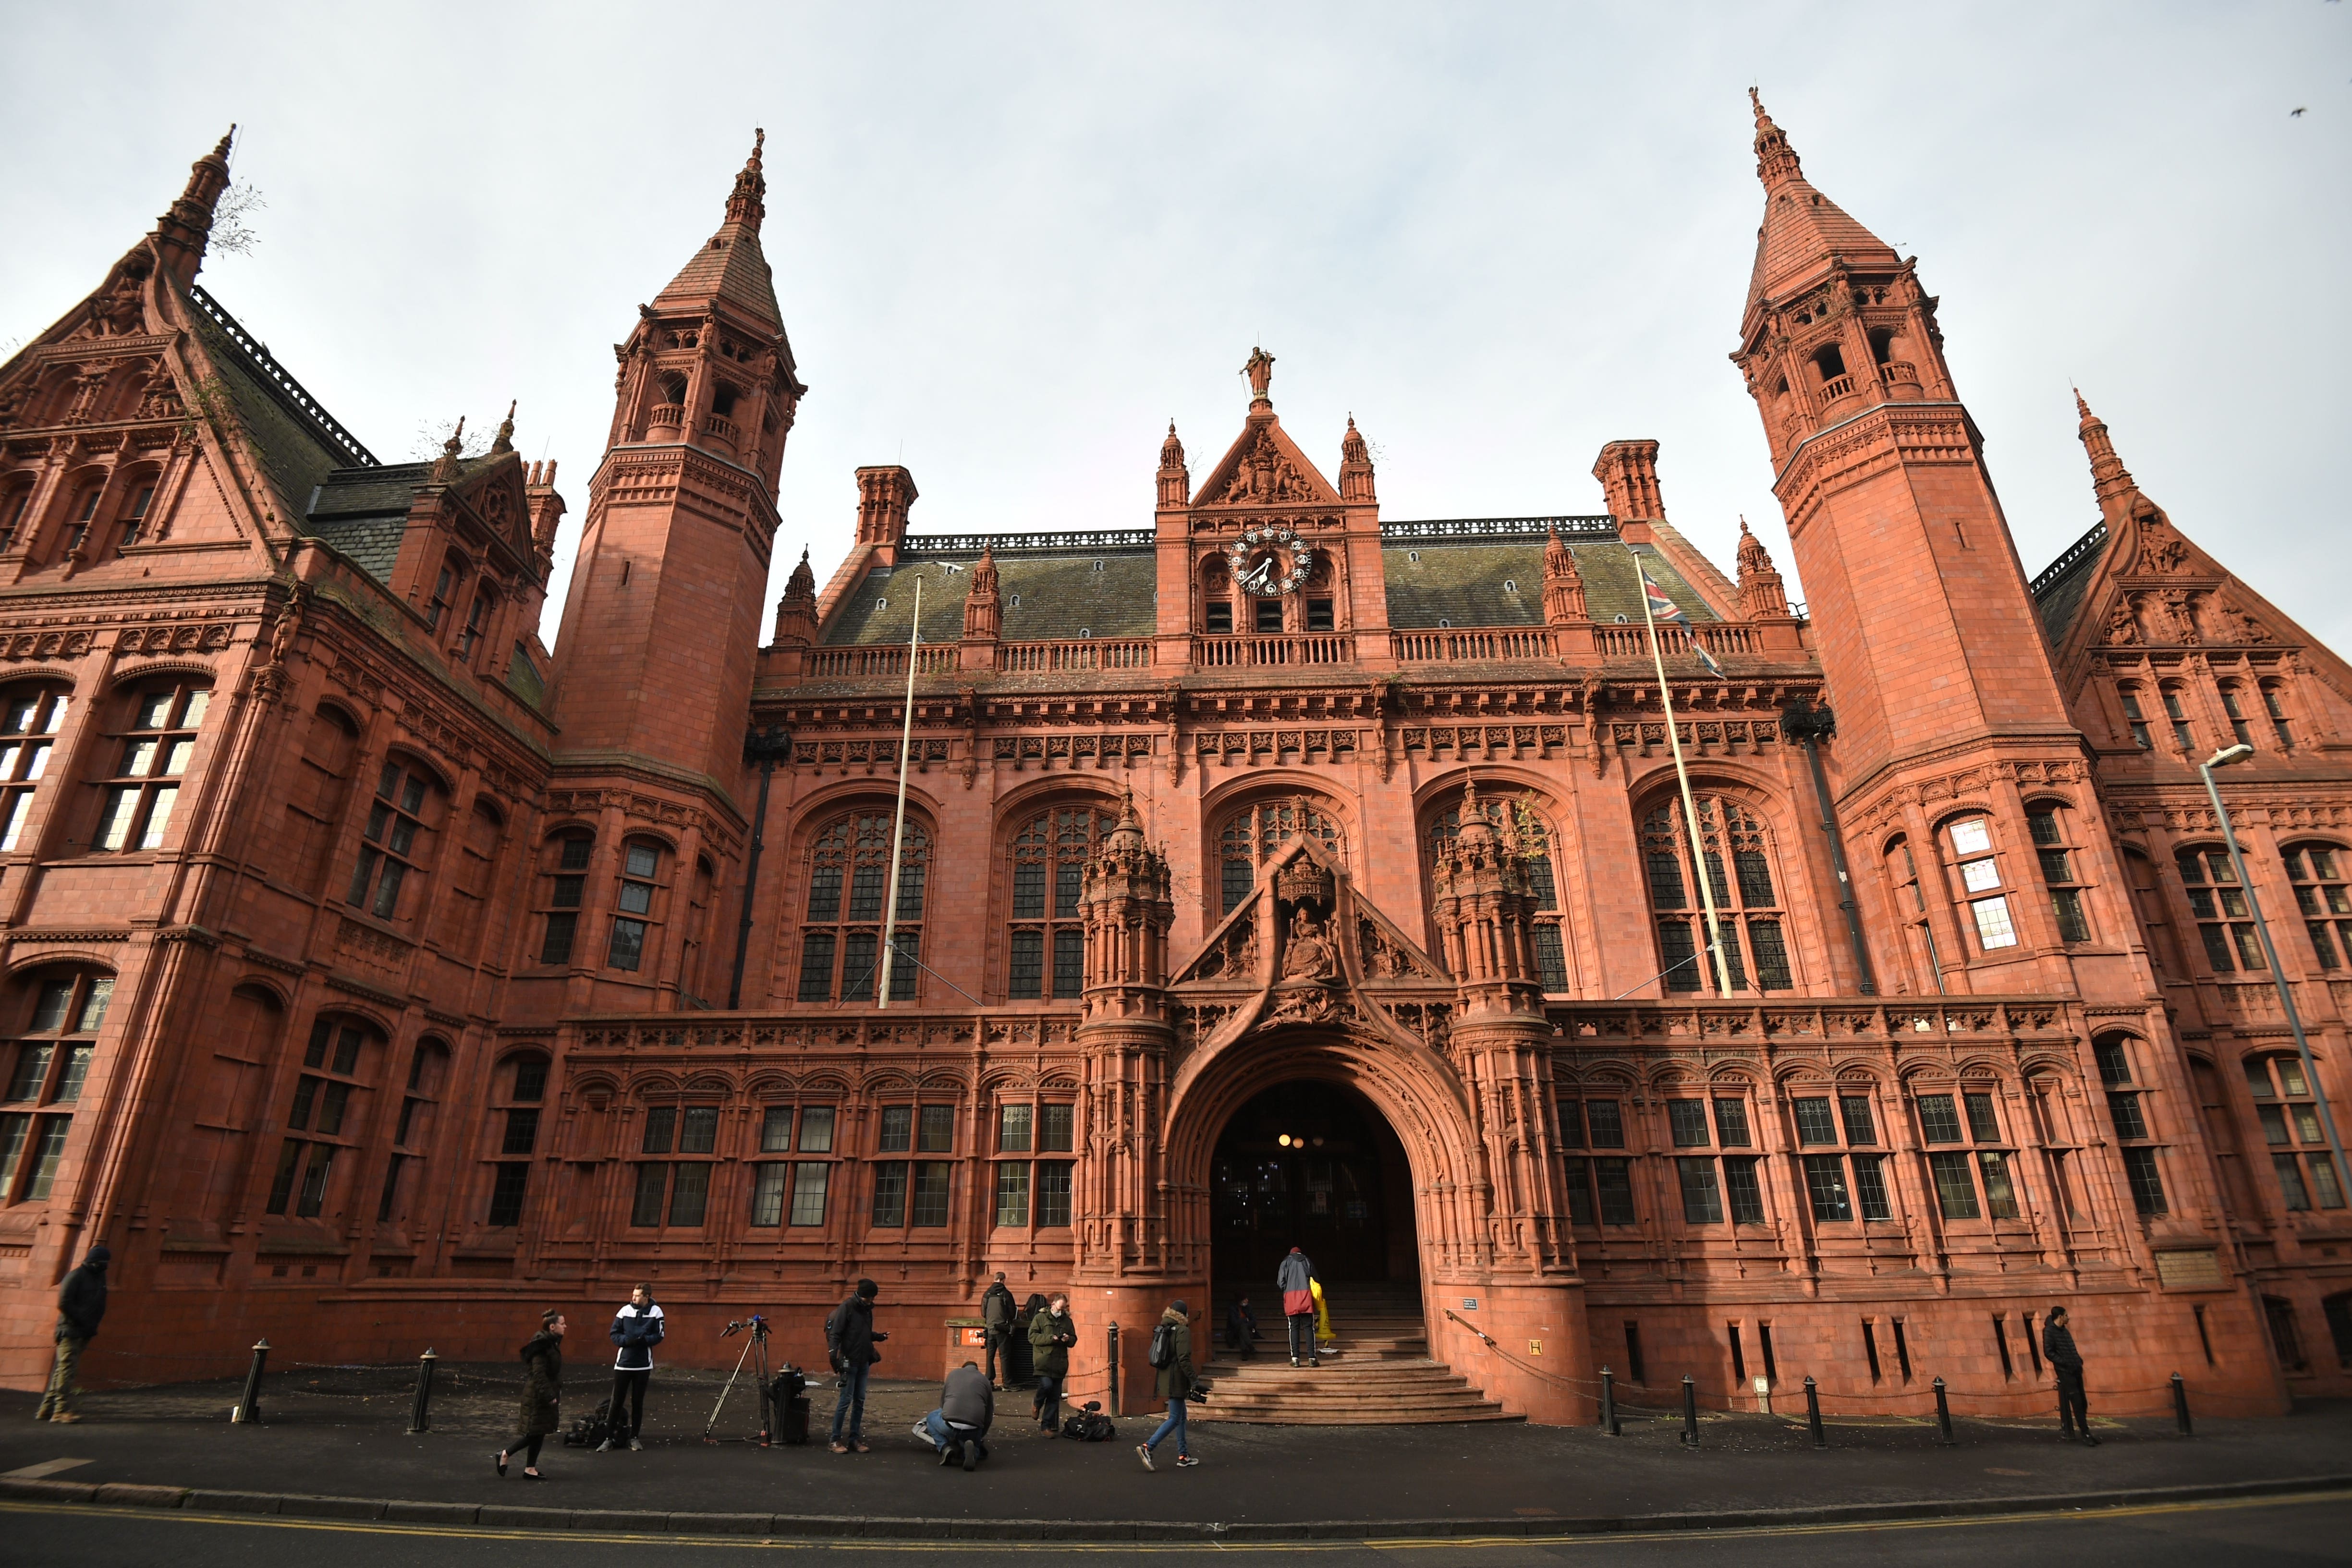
{"left": 1277, "top": 1246, "right": 1318, "bottom": 1368}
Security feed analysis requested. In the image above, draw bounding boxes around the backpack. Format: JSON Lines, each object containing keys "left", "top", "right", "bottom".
{"left": 1148, "top": 1322, "right": 1179, "bottom": 1370}
{"left": 1060, "top": 1401, "right": 1118, "bottom": 1442}
{"left": 561, "top": 1397, "right": 613, "bottom": 1448}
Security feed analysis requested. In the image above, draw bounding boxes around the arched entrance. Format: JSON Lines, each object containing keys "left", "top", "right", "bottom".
{"left": 1211, "top": 1079, "right": 1418, "bottom": 1295}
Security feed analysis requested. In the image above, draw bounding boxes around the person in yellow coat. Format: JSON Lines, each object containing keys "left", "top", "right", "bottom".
{"left": 1310, "top": 1277, "right": 1336, "bottom": 1355}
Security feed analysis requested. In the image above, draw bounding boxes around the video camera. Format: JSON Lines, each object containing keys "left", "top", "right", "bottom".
{"left": 1186, "top": 1377, "right": 1213, "bottom": 1404}
{"left": 722, "top": 1314, "right": 770, "bottom": 1340}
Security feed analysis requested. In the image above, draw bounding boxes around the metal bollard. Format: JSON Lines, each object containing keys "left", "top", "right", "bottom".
{"left": 1107, "top": 1323, "right": 1121, "bottom": 1415}
{"left": 2171, "top": 1372, "right": 2192, "bottom": 1437}
{"left": 1932, "top": 1376, "right": 1953, "bottom": 1445}
{"left": 232, "top": 1338, "right": 270, "bottom": 1425}
{"left": 1598, "top": 1366, "right": 1619, "bottom": 1436}
{"left": 1680, "top": 1374, "right": 1699, "bottom": 1448}
{"left": 407, "top": 1348, "right": 439, "bottom": 1434}
{"left": 1804, "top": 1374, "right": 1825, "bottom": 1449}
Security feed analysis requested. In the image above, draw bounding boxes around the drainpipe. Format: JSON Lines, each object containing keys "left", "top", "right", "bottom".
{"left": 1781, "top": 700, "right": 1877, "bottom": 996}
{"left": 729, "top": 726, "right": 792, "bottom": 1010}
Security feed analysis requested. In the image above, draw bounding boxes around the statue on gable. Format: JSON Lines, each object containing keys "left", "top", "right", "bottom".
{"left": 1241, "top": 344, "right": 1275, "bottom": 403}
{"left": 1281, "top": 908, "right": 1337, "bottom": 982}
{"left": 2103, "top": 596, "right": 2141, "bottom": 646}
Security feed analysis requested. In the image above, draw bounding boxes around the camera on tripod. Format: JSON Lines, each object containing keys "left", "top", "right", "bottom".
{"left": 722, "top": 1314, "right": 769, "bottom": 1340}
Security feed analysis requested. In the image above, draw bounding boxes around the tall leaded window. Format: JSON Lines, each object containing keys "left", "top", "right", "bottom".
{"left": 1641, "top": 794, "right": 1792, "bottom": 993}
{"left": 484, "top": 1051, "right": 545, "bottom": 1227}
{"left": 265, "top": 1014, "right": 380, "bottom": 1220}
{"left": 749, "top": 1100, "right": 838, "bottom": 1228}
{"left": 631, "top": 1098, "right": 722, "bottom": 1228}
{"left": 2261, "top": 681, "right": 2295, "bottom": 750}
{"left": 0, "top": 685, "right": 67, "bottom": 853}
{"left": 607, "top": 838, "right": 668, "bottom": 972}
{"left": 1430, "top": 792, "right": 1571, "bottom": 992}
{"left": 1661, "top": 1087, "right": 1765, "bottom": 1227}
{"left": 380, "top": 1038, "right": 447, "bottom": 1224}
{"left": 1558, "top": 1091, "right": 1637, "bottom": 1227}
{"left": 1784, "top": 1083, "right": 1898, "bottom": 1224}
{"left": 1008, "top": 807, "right": 1113, "bottom": 1000}
{"left": 2177, "top": 845, "right": 2264, "bottom": 973}
{"left": 1215, "top": 798, "right": 1343, "bottom": 916}
{"left": 2287, "top": 844, "right": 2352, "bottom": 972}
{"left": 2245, "top": 1053, "right": 2345, "bottom": 1213}
{"left": 536, "top": 830, "right": 593, "bottom": 964}
{"left": 0, "top": 969, "right": 111, "bottom": 1205}
{"left": 1941, "top": 815, "right": 2019, "bottom": 955}
{"left": 2027, "top": 802, "right": 2094, "bottom": 944}
{"left": 2116, "top": 685, "right": 2153, "bottom": 750}
{"left": 797, "top": 812, "right": 926, "bottom": 1003}
{"left": 93, "top": 681, "right": 208, "bottom": 853}
{"left": 347, "top": 759, "right": 439, "bottom": 921}
{"left": 1913, "top": 1082, "right": 2027, "bottom": 1222}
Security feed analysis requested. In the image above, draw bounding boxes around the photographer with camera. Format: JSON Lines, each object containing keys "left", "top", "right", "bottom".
{"left": 598, "top": 1283, "right": 663, "bottom": 1451}
{"left": 1136, "top": 1298, "right": 1201, "bottom": 1471}
{"left": 1026, "top": 1291, "right": 1076, "bottom": 1434}
{"left": 916, "top": 1359, "right": 994, "bottom": 1471}
{"left": 824, "top": 1277, "right": 887, "bottom": 1454}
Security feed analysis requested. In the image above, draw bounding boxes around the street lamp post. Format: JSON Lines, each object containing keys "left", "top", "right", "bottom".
{"left": 2197, "top": 743, "right": 2352, "bottom": 1198}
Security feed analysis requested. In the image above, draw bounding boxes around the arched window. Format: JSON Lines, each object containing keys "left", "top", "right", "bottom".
{"left": 2026, "top": 801, "right": 2093, "bottom": 944}
{"left": 93, "top": 679, "right": 208, "bottom": 852}
{"left": 0, "top": 968, "right": 111, "bottom": 1205}
{"left": 346, "top": 757, "right": 442, "bottom": 921}
{"left": 1215, "top": 798, "right": 1343, "bottom": 916}
{"left": 1429, "top": 792, "right": 1569, "bottom": 992}
{"left": 110, "top": 471, "right": 158, "bottom": 553}
{"left": 425, "top": 553, "right": 464, "bottom": 633}
{"left": 2116, "top": 683, "right": 2153, "bottom": 750}
{"left": 485, "top": 1050, "right": 547, "bottom": 1227}
{"left": 535, "top": 829, "right": 593, "bottom": 965}
{"left": 2121, "top": 848, "right": 2183, "bottom": 980}
{"left": 607, "top": 836, "right": 671, "bottom": 973}
{"left": 1640, "top": 794, "right": 1793, "bottom": 992}
{"left": 2261, "top": 681, "right": 2296, "bottom": 751}
{"left": 0, "top": 684, "right": 69, "bottom": 853}
{"left": 0, "top": 478, "right": 34, "bottom": 550}
{"left": 2093, "top": 1034, "right": 2168, "bottom": 1216}
{"left": 266, "top": 1013, "right": 383, "bottom": 1219}
{"left": 380, "top": 1036, "right": 448, "bottom": 1226}
{"left": 2243, "top": 1052, "right": 2345, "bottom": 1213}
{"left": 796, "top": 811, "right": 926, "bottom": 1003}
{"left": 2177, "top": 845, "right": 2263, "bottom": 973}
{"left": 1937, "top": 814, "right": 2019, "bottom": 955}
{"left": 448, "top": 799, "right": 503, "bottom": 959}
{"left": 2286, "top": 843, "right": 2352, "bottom": 971}
{"left": 457, "top": 582, "right": 496, "bottom": 661}
{"left": 1007, "top": 805, "right": 1115, "bottom": 1000}
{"left": 2158, "top": 682, "right": 2195, "bottom": 752}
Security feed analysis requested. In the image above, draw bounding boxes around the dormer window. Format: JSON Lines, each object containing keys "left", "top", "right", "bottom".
{"left": 458, "top": 587, "right": 493, "bottom": 660}
{"left": 426, "top": 563, "right": 456, "bottom": 632}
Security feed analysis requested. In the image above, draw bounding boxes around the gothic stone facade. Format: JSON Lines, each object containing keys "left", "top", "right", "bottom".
{"left": 0, "top": 107, "right": 2345, "bottom": 1422}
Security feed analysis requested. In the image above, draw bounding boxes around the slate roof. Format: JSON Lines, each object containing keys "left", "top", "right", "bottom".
{"left": 185, "top": 298, "right": 353, "bottom": 520}
{"left": 655, "top": 226, "right": 782, "bottom": 328}
{"left": 823, "top": 545, "right": 1158, "bottom": 646}
{"left": 1382, "top": 535, "right": 1718, "bottom": 629}
{"left": 2030, "top": 520, "right": 2111, "bottom": 645}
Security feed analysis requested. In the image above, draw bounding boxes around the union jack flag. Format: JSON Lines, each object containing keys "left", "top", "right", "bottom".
{"left": 1640, "top": 566, "right": 1726, "bottom": 679}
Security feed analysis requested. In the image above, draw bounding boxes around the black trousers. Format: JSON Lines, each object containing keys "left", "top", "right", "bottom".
{"left": 1288, "top": 1313, "right": 1316, "bottom": 1361}
{"left": 2055, "top": 1369, "right": 2088, "bottom": 1433}
{"left": 609, "top": 1368, "right": 650, "bottom": 1438}
{"left": 984, "top": 1325, "right": 1009, "bottom": 1385}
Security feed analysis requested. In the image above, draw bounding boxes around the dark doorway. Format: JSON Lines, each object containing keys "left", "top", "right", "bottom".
{"left": 1211, "top": 1080, "right": 1417, "bottom": 1289}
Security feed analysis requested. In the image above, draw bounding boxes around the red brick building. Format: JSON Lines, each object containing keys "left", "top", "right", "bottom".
{"left": 0, "top": 103, "right": 2345, "bottom": 1423}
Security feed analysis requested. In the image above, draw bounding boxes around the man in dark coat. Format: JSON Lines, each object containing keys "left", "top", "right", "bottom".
{"left": 597, "top": 1284, "right": 663, "bottom": 1451}
{"left": 825, "top": 1278, "right": 887, "bottom": 1453}
{"left": 36, "top": 1242, "right": 109, "bottom": 1423}
{"left": 980, "top": 1271, "right": 1017, "bottom": 1388}
{"left": 918, "top": 1359, "right": 995, "bottom": 1471}
{"left": 1136, "top": 1299, "right": 1198, "bottom": 1470}
{"left": 1028, "top": 1292, "right": 1076, "bottom": 1433}
{"left": 1277, "top": 1245, "right": 1318, "bottom": 1367}
{"left": 2043, "top": 1305, "right": 2096, "bottom": 1444}
{"left": 499, "top": 1309, "right": 565, "bottom": 1479}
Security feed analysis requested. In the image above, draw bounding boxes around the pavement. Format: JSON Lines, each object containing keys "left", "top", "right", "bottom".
{"left": 2, "top": 1364, "right": 2348, "bottom": 1543}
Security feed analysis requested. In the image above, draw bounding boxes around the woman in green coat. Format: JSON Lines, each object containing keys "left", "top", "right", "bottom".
{"left": 1137, "top": 1300, "right": 1197, "bottom": 1469}
{"left": 499, "top": 1309, "right": 566, "bottom": 1479}
{"left": 1028, "top": 1292, "right": 1076, "bottom": 1432}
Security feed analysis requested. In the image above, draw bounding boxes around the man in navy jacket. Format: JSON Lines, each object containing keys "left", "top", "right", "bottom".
{"left": 598, "top": 1284, "right": 664, "bottom": 1450}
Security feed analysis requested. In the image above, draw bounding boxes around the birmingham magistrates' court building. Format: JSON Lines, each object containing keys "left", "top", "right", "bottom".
{"left": 0, "top": 100, "right": 2345, "bottom": 1424}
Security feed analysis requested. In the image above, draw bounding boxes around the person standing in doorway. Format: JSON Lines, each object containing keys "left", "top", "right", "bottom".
{"left": 1225, "top": 1295, "right": 1258, "bottom": 1360}
{"left": 598, "top": 1283, "right": 663, "bottom": 1451}
{"left": 35, "top": 1242, "right": 109, "bottom": 1423}
{"left": 1136, "top": 1298, "right": 1199, "bottom": 1470}
{"left": 1278, "top": 1245, "right": 1318, "bottom": 1368}
{"left": 980, "top": 1271, "right": 1016, "bottom": 1389}
{"left": 2043, "top": 1305, "right": 2096, "bottom": 1445}
{"left": 1028, "top": 1291, "right": 1076, "bottom": 1433}
{"left": 498, "top": 1309, "right": 565, "bottom": 1480}
{"left": 825, "top": 1277, "right": 887, "bottom": 1453}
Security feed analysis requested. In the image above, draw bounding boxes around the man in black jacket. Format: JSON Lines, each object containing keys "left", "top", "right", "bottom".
{"left": 2043, "top": 1305, "right": 2096, "bottom": 1445}
{"left": 825, "top": 1278, "right": 886, "bottom": 1453}
{"left": 980, "top": 1272, "right": 1016, "bottom": 1389}
{"left": 36, "top": 1242, "right": 109, "bottom": 1423}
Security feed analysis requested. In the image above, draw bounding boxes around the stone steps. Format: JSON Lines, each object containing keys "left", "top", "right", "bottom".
{"left": 1192, "top": 1312, "right": 1518, "bottom": 1423}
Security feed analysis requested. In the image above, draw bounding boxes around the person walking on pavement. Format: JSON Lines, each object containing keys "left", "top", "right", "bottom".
{"left": 2043, "top": 1305, "right": 2097, "bottom": 1445}
{"left": 826, "top": 1277, "right": 888, "bottom": 1453}
{"left": 1278, "top": 1245, "right": 1319, "bottom": 1367}
{"left": 980, "top": 1271, "right": 1017, "bottom": 1389}
{"left": 916, "top": 1359, "right": 995, "bottom": 1471}
{"left": 598, "top": 1284, "right": 663, "bottom": 1451}
{"left": 1136, "top": 1298, "right": 1199, "bottom": 1471}
{"left": 1028, "top": 1291, "right": 1076, "bottom": 1433}
{"left": 498, "top": 1309, "right": 565, "bottom": 1480}
{"left": 35, "top": 1241, "right": 109, "bottom": 1423}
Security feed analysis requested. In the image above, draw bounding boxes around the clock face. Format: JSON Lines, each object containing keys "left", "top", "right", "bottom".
{"left": 1223, "top": 524, "right": 1318, "bottom": 597}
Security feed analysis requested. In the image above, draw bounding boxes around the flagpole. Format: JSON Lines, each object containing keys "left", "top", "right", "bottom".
{"left": 1638, "top": 561, "right": 1735, "bottom": 999}
{"left": 877, "top": 574, "right": 921, "bottom": 1009}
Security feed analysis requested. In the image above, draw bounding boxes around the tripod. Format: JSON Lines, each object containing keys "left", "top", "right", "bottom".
{"left": 704, "top": 1318, "right": 773, "bottom": 1446}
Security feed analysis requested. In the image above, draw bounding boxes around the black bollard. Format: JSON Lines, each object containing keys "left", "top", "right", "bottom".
{"left": 1108, "top": 1323, "right": 1121, "bottom": 1416}
{"left": 1932, "top": 1376, "right": 1953, "bottom": 1445}
{"left": 233, "top": 1338, "right": 270, "bottom": 1425}
{"left": 1680, "top": 1374, "right": 1699, "bottom": 1448}
{"left": 1598, "top": 1366, "right": 1619, "bottom": 1436}
{"left": 407, "top": 1349, "right": 439, "bottom": 1434}
{"left": 2171, "top": 1372, "right": 2192, "bottom": 1437}
{"left": 1804, "top": 1374, "right": 1825, "bottom": 1449}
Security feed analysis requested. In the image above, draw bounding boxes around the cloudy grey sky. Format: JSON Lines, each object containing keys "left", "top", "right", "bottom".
{"left": 4, "top": 3, "right": 2346, "bottom": 653}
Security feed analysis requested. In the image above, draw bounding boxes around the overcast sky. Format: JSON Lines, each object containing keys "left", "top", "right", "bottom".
{"left": 4, "top": 3, "right": 2346, "bottom": 655}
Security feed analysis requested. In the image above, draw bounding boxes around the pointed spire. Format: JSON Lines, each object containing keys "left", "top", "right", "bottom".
{"left": 1736, "top": 515, "right": 1789, "bottom": 618}
{"left": 431, "top": 416, "right": 466, "bottom": 482}
{"left": 786, "top": 545, "right": 816, "bottom": 601}
{"left": 652, "top": 131, "right": 784, "bottom": 331}
{"left": 1749, "top": 88, "right": 1803, "bottom": 187}
{"left": 491, "top": 400, "right": 517, "bottom": 455}
{"left": 1157, "top": 420, "right": 1190, "bottom": 507}
{"left": 154, "top": 125, "right": 237, "bottom": 285}
{"left": 1338, "top": 413, "right": 1376, "bottom": 503}
{"left": 2073, "top": 388, "right": 2137, "bottom": 508}
{"left": 1542, "top": 524, "right": 1588, "bottom": 626}
{"left": 726, "top": 128, "right": 767, "bottom": 233}
{"left": 963, "top": 546, "right": 1003, "bottom": 642}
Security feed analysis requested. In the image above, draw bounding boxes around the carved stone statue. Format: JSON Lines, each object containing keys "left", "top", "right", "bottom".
{"left": 1241, "top": 344, "right": 1275, "bottom": 403}
{"left": 1281, "top": 908, "right": 1336, "bottom": 981}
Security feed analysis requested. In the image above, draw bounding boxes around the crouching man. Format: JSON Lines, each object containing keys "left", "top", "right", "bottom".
{"left": 918, "top": 1359, "right": 994, "bottom": 1471}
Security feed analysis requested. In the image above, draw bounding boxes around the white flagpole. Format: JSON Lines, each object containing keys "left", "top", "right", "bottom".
{"left": 1637, "top": 562, "right": 1735, "bottom": 999}
{"left": 877, "top": 574, "right": 922, "bottom": 1009}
